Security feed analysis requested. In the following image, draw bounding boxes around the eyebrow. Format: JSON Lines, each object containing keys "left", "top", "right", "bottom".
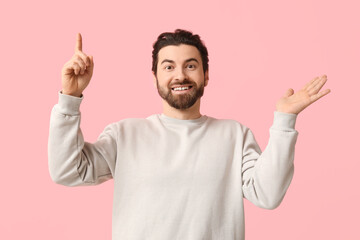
{"left": 160, "top": 58, "right": 199, "bottom": 65}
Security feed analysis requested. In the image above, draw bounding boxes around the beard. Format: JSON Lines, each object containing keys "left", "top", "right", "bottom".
{"left": 156, "top": 78, "right": 205, "bottom": 110}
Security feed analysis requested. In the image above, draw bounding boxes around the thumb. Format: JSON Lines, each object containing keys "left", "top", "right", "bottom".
{"left": 283, "top": 88, "right": 294, "bottom": 98}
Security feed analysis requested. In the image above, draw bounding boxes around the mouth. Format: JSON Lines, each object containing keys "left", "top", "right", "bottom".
{"left": 171, "top": 85, "right": 193, "bottom": 93}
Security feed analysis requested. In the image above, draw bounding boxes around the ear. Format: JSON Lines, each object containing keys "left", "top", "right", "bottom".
{"left": 152, "top": 71, "right": 157, "bottom": 88}
{"left": 204, "top": 70, "right": 209, "bottom": 87}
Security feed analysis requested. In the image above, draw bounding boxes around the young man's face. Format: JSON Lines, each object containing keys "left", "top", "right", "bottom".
{"left": 153, "top": 44, "right": 209, "bottom": 110}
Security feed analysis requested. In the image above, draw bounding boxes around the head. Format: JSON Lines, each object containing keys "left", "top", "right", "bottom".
{"left": 152, "top": 29, "right": 209, "bottom": 110}
{"left": 152, "top": 29, "right": 209, "bottom": 76}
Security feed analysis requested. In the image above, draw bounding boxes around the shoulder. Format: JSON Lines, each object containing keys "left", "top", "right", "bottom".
{"left": 105, "top": 114, "right": 159, "bottom": 131}
{"left": 205, "top": 116, "right": 251, "bottom": 136}
{"left": 207, "top": 116, "right": 249, "bottom": 130}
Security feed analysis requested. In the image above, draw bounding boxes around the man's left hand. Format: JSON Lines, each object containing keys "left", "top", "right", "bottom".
{"left": 276, "top": 75, "right": 331, "bottom": 114}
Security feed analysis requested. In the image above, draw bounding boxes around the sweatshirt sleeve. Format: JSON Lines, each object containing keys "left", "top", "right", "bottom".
{"left": 48, "top": 91, "right": 116, "bottom": 187}
{"left": 241, "top": 111, "right": 298, "bottom": 209}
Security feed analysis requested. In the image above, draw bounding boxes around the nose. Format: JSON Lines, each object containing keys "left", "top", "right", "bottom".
{"left": 174, "top": 67, "right": 188, "bottom": 81}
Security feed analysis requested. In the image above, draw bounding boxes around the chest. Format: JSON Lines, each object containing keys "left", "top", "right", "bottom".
{"left": 115, "top": 125, "right": 242, "bottom": 189}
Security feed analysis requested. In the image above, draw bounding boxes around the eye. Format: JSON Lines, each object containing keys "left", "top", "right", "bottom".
{"left": 187, "top": 64, "right": 196, "bottom": 70}
{"left": 164, "top": 65, "right": 173, "bottom": 70}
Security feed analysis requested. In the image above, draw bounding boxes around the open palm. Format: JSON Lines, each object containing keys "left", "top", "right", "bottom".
{"left": 276, "top": 75, "right": 331, "bottom": 114}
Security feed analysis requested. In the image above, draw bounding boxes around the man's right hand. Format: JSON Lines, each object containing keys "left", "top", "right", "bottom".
{"left": 61, "top": 33, "right": 94, "bottom": 97}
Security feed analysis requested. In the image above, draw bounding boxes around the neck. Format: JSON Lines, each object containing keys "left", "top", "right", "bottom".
{"left": 162, "top": 99, "right": 202, "bottom": 120}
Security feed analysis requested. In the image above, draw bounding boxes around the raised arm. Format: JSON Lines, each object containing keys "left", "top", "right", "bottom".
{"left": 48, "top": 33, "right": 116, "bottom": 187}
{"left": 242, "top": 75, "right": 330, "bottom": 209}
{"left": 241, "top": 112, "right": 298, "bottom": 209}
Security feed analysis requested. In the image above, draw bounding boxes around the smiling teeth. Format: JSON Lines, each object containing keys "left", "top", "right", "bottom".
{"left": 173, "top": 86, "right": 190, "bottom": 91}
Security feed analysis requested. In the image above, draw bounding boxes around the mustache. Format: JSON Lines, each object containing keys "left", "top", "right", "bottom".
{"left": 168, "top": 79, "right": 195, "bottom": 88}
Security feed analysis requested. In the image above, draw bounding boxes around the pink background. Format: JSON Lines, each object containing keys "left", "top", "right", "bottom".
{"left": 1, "top": 0, "right": 359, "bottom": 239}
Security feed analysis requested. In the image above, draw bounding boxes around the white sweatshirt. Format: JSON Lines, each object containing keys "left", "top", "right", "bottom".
{"left": 48, "top": 92, "right": 298, "bottom": 240}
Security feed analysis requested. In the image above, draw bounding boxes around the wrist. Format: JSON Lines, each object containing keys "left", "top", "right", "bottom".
{"left": 272, "top": 111, "right": 297, "bottom": 130}
{"left": 61, "top": 90, "right": 82, "bottom": 98}
{"left": 57, "top": 91, "right": 83, "bottom": 115}
{"left": 275, "top": 104, "right": 301, "bottom": 115}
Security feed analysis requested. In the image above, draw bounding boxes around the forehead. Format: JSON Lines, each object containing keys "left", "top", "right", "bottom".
{"left": 158, "top": 44, "right": 202, "bottom": 62}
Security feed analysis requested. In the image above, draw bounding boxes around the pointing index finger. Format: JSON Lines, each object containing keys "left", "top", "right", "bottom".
{"left": 76, "top": 33, "right": 82, "bottom": 52}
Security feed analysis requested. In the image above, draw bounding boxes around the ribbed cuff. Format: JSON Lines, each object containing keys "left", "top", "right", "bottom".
{"left": 271, "top": 111, "right": 297, "bottom": 130}
{"left": 56, "top": 90, "right": 84, "bottom": 115}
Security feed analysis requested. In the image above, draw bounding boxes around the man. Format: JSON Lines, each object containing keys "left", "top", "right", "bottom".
{"left": 48, "top": 29, "right": 330, "bottom": 239}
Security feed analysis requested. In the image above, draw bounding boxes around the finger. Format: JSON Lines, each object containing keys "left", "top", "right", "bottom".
{"left": 87, "top": 55, "right": 94, "bottom": 72}
{"left": 302, "top": 76, "right": 319, "bottom": 90}
{"left": 305, "top": 77, "right": 321, "bottom": 91}
{"left": 283, "top": 88, "right": 294, "bottom": 98}
{"left": 306, "top": 74, "right": 327, "bottom": 91}
{"left": 308, "top": 77, "right": 327, "bottom": 95}
{"left": 75, "top": 33, "right": 82, "bottom": 52}
{"left": 72, "top": 62, "right": 81, "bottom": 75}
{"left": 75, "top": 51, "right": 90, "bottom": 67}
{"left": 310, "top": 89, "right": 331, "bottom": 103}
{"left": 63, "top": 60, "right": 78, "bottom": 75}
{"left": 62, "top": 61, "right": 73, "bottom": 74}
{"left": 73, "top": 57, "right": 87, "bottom": 74}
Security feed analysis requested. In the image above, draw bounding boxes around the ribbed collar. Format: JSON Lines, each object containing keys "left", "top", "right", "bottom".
{"left": 158, "top": 113, "right": 208, "bottom": 125}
